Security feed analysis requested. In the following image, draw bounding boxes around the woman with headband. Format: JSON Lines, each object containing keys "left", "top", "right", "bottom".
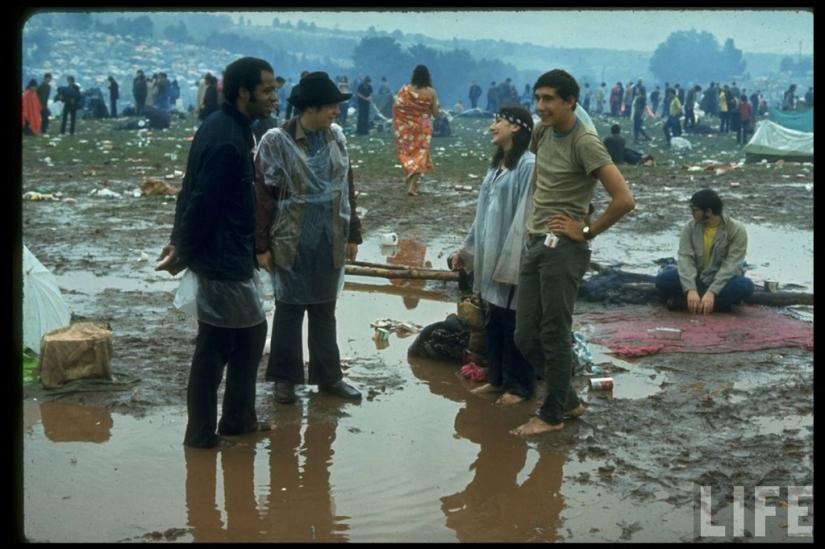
{"left": 449, "top": 106, "right": 536, "bottom": 406}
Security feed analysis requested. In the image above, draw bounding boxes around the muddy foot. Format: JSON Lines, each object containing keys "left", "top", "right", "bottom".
{"left": 470, "top": 383, "right": 503, "bottom": 394}
{"left": 510, "top": 417, "right": 564, "bottom": 437}
{"left": 496, "top": 393, "right": 525, "bottom": 406}
{"left": 564, "top": 403, "right": 585, "bottom": 418}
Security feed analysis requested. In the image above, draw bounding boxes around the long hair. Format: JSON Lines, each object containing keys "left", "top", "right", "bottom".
{"left": 410, "top": 65, "right": 431, "bottom": 88}
{"left": 490, "top": 106, "right": 534, "bottom": 171}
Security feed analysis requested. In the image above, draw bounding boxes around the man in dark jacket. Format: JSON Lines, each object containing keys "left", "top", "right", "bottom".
{"left": 36, "top": 73, "right": 52, "bottom": 135}
{"left": 107, "top": 75, "right": 119, "bottom": 119}
{"left": 133, "top": 70, "right": 148, "bottom": 116}
{"left": 468, "top": 80, "right": 482, "bottom": 109}
{"left": 57, "top": 75, "right": 81, "bottom": 136}
{"left": 254, "top": 71, "right": 363, "bottom": 405}
{"left": 155, "top": 57, "right": 279, "bottom": 449}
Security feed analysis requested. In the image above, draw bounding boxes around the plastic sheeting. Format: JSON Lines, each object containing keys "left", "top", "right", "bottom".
{"left": 768, "top": 107, "right": 813, "bottom": 133}
{"left": 743, "top": 120, "right": 813, "bottom": 162}
{"left": 23, "top": 245, "right": 71, "bottom": 353}
{"left": 256, "top": 126, "right": 351, "bottom": 304}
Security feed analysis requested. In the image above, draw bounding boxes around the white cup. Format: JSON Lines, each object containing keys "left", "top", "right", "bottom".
{"left": 380, "top": 245, "right": 397, "bottom": 257}
{"left": 380, "top": 232, "right": 398, "bottom": 246}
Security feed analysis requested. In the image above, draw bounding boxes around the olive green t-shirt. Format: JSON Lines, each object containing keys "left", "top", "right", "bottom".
{"left": 527, "top": 117, "right": 613, "bottom": 235}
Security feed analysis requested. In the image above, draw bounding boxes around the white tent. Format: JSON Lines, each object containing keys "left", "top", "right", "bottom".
{"left": 743, "top": 120, "right": 814, "bottom": 163}
{"left": 23, "top": 245, "right": 71, "bottom": 354}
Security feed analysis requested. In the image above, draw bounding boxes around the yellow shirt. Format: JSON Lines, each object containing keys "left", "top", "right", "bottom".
{"left": 719, "top": 92, "right": 728, "bottom": 113}
{"left": 669, "top": 96, "right": 682, "bottom": 117}
{"left": 702, "top": 224, "right": 719, "bottom": 269}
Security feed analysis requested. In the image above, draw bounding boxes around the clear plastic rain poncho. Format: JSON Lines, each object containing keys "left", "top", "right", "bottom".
{"left": 174, "top": 269, "right": 265, "bottom": 328}
{"left": 457, "top": 151, "right": 535, "bottom": 310}
{"left": 256, "top": 125, "right": 352, "bottom": 304}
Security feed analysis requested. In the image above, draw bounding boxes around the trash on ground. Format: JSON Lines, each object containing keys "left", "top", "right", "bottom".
{"left": 23, "top": 191, "right": 61, "bottom": 201}
{"left": 141, "top": 178, "right": 180, "bottom": 196}
{"left": 670, "top": 137, "right": 692, "bottom": 151}
{"left": 37, "top": 323, "right": 114, "bottom": 389}
{"left": 648, "top": 327, "right": 682, "bottom": 340}
{"left": 90, "top": 188, "right": 122, "bottom": 198}
{"left": 370, "top": 318, "right": 423, "bottom": 335}
{"left": 589, "top": 377, "right": 614, "bottom": 391}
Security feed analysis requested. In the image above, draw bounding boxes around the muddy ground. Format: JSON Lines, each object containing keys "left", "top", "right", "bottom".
{"left": 18, "top": 124, "right": 813, "bottom": 542}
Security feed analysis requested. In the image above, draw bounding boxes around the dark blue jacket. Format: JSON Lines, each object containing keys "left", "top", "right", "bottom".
{"left": 169, "top": 102, "right": 258, "bottom": 281}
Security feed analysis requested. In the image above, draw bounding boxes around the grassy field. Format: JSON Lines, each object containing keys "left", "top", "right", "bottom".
{"left": 21, "top": 109, "right": 770, "bottom": 197}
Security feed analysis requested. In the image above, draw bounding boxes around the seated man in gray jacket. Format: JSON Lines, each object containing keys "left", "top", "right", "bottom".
{"left": 655, "top": 189, "right": 754, "bottom": 314}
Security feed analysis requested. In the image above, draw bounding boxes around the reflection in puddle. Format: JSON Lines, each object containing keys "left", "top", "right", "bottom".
{"left": 39, "top": 401, "right": 114, "bottom": 443}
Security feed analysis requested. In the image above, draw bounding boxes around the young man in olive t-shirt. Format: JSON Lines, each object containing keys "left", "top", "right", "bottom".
{"left": 511, "top": 69, "right": 635, "bottom": 437}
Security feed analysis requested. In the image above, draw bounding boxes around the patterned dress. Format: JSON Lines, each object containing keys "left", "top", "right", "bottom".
{"left": 392, "top": 84, "right": 436, "bottom": 176}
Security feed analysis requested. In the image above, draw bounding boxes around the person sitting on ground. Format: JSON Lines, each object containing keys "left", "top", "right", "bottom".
{"left": 654, "top": 189, "right": 754, "bottom": 315}
{"left": 602, "top": 124, "right": 652, "bottom": 166}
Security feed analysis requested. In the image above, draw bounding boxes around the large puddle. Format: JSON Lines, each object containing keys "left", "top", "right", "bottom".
{"left": 22, "top": 232, "right": 811, "bottom": 541}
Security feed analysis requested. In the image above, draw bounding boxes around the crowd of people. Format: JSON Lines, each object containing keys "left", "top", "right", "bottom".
{"left": 21, "top": 68, "right": 187, "bottom": 137}
{"left": 575, "top": 77, "right": 812, "bottom": 147}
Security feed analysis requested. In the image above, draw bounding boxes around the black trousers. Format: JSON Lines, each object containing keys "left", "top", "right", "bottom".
{"left": 41, "top": 109, "right": 49, "bottom": 134}
{"left": 60, "top": 107, "right": 76, "bottom": 135}
{"left": 266, "top": 299, "right": 343, "bottom": 387}
{"left": 135, "top": 96, "right": 146, "bottom": 116}
{"left": 183, "top": 320, "right": 267, "bottom": 448}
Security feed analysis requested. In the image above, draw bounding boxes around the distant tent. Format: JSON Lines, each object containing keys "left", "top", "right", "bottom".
{"left": 768, "top": 108, "right": 813, "bottom": 133}
{"left": 742, "top": 120, "right": 813, "bottom": 163}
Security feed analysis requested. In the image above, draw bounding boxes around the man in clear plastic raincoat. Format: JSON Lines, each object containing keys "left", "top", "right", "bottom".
{"left": 254, "top": 71, "right": 364, "bottom": 404}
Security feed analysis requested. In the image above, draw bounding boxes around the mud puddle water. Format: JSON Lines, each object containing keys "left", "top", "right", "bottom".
{"left": 23, "top": 234, "right": 810, "bottom": 541}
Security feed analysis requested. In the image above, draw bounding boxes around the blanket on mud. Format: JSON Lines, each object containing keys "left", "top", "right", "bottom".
{"left": 582, "top": 304, "right": 813, "bottom": 356}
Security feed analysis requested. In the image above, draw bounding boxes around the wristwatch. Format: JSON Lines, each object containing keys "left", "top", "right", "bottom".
{"left": 582, "top": 226, "right": 595, "bottom": 241}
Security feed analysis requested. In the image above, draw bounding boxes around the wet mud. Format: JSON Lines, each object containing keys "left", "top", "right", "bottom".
{"left": 20, "top": 152, "right": 813, "bottom": 541}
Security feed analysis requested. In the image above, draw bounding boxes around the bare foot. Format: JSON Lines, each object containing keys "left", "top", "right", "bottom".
{"left": 509, "top": 417, "right": 564, "bottom": 437}
{"left": 470, "top": 383, "right": 503, "bottom": 394}
{"left": 564, "top": 403, "right": 585, "bottom": 418}
{"left": 496, "top": 393, "right": 525, "bottom": 406}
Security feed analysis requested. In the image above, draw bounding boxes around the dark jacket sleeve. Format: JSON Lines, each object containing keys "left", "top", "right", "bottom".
{"left": 347, "top": 162, "right": 363, "bottom": 244}
{"left": 254, "top": 154, "right": 280, "bottom": 254}
{"left": 177, "top": 143, "right": 241, "bottom": 263}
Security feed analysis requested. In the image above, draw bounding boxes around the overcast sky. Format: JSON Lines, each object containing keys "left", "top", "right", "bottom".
{"left": 235, "top": 9, "right": 813, "bottom": 56}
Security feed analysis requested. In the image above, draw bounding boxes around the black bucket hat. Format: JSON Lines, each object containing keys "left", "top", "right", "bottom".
{"left": 288, "top": 71, "right": 352, "bottom": 109}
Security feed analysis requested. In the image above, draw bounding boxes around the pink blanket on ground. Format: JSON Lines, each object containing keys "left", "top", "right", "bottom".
{"left": 582, "top": 305, "right": 814, "bottom": 355}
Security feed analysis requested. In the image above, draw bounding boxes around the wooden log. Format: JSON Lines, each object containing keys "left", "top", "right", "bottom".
{"left": 345, "top": 264, "right": 459, "bottom": 281}
{"left": 349, "top": 260, "right": 413, "bottom": 271}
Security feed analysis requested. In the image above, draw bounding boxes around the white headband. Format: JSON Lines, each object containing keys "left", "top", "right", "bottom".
{"left": 496, "top": 112, "right": 532, "bottom": 132}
